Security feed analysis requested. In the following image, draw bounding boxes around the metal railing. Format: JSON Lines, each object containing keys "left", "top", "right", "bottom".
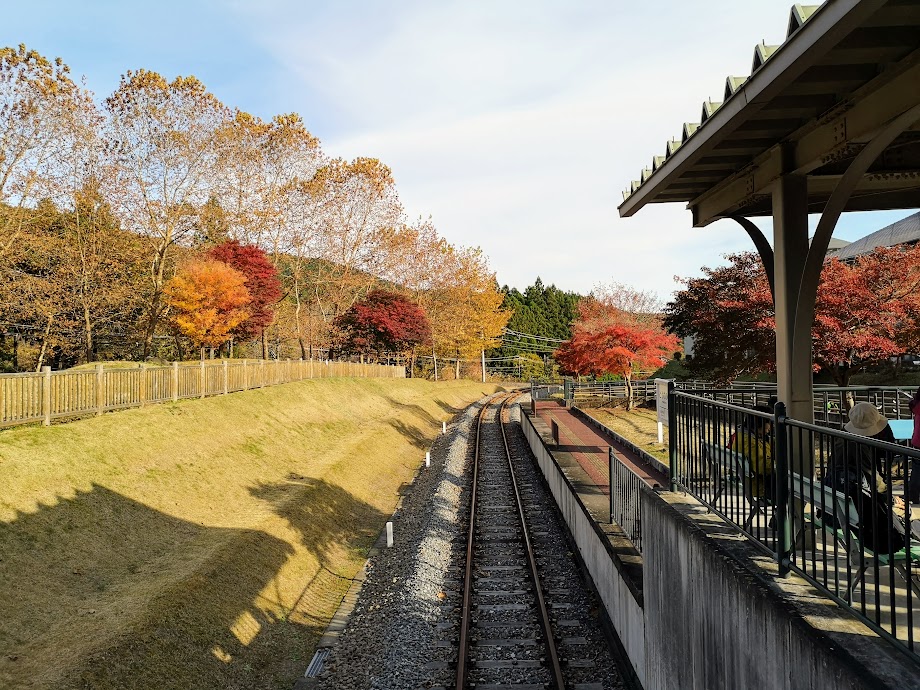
{"left": 563, "top": 379, "right": 659, "bottom": 406}
{"left": 609, "top": 447, "right": 643, "bottom": 551}
{"left": 565, "top": 377, "right": 918, "bottom": 422}
{"left": 0, "top": 359, "right": 405, "bottom": 429}
{"left": 530, "top": 382, "right": 563, "bottom": 401}
{"left": 670, "top": 389, "right": 920, "bottom": 659}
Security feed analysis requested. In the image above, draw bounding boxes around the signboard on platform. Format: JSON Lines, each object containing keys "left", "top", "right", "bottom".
{"left": 655, "top": 378, "right": 673, "bottom": 425}
{"left": 655, "top": 378, "right": 673, "bottom": 445}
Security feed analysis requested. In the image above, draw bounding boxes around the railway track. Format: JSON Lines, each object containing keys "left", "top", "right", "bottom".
{"left": 448, "top": 393, "right": 622, "bottom": 689}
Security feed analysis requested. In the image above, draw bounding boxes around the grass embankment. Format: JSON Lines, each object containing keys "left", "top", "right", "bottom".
{"left": 582, "top": 406, "right": 669, "bottom": 464}
{"left": 0, "top": 378, "right": 500, "bottom": 690}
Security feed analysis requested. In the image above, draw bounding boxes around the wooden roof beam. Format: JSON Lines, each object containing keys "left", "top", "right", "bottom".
{"left": 689, "top": 53, "right": 920, "bottom": 226}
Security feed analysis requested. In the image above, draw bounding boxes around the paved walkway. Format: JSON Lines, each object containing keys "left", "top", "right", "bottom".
{"left": 532, "top": 400, "right": 667, "bottom": 494}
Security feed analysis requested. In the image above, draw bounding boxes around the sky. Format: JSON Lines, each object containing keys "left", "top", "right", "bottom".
{"left": 2, "top": 0, "right": 913, "bottom": 299}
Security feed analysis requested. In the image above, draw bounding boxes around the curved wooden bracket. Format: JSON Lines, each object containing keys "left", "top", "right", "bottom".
{"left": 730, "top": 216, "right": 775, "bottom": 303}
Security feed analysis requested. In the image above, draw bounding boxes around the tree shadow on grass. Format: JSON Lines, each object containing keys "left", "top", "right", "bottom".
{"left": 0, "top": 485, "right": 291, "bottom": 690}
{"left": 389, "top": 418, "right": 430, "bottom": 450}
{"left": 434, "top": 398, "right": 465, "bottom": 417}
{"left": 249, "top": 475, "right": 385, "bottom": 564}
{"left": 380, "top": 394, "right": 442, "bottom": 429}
{"left": 0, "top": 479, "right": 385, "bottom": 690}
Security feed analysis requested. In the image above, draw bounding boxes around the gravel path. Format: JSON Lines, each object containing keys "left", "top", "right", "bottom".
{"left": 312, "top": 395, "right": 490, "bottom": 689}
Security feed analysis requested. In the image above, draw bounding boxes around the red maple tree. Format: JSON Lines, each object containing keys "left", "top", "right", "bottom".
{"left": 333, "top": 289, "right": 432, "bottom": 359}
{"left": 556, "top": 289, "right": 678, "bottom": 410}
{"left": 206, "top": 240, "right": 282, "bottom": 341}
{"left": 664, "top": 245, "right": 920, "bottom": 385}
{"left": 663, "top": 252, "right": 775, "bottom": 383}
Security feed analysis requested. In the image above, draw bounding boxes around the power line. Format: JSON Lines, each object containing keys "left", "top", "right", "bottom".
{"left": 501, "top": 327, "right": 567, "bottom": 343}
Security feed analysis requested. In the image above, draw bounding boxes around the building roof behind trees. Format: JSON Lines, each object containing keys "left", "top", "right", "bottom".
{"left": 833, "top": 211, "right": 920, "bottom": 260}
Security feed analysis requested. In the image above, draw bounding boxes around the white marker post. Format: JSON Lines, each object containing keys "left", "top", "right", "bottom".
{"left": 655, "top": 378, "right": 673, "bottom": 444}
{"left": 425, "top": 451, "right": 431, "bottom": 468}
{"left": 442, "top": 421, "right": 447, "bottom": 434}
{"left": 386, "top": 521, "right": 394, "bottom": 547}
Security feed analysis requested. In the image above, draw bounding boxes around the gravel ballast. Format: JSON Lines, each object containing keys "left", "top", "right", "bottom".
{"left": 306, "top": 394, "right": 627, "bottom": 689}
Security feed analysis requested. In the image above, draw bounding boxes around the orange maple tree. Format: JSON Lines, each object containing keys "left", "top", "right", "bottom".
{"left": 163, "top": 259, "right": 251, "bottom": 355}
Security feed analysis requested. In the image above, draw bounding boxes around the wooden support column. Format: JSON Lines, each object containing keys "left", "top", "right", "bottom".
{"left": 138, "top": 363, "right": 147, "bottom": 407}
{"left": 42, "top": 366, "right": 52, "bottom": 426}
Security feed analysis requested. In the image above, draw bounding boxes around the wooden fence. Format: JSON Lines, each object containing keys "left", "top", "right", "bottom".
{"left": 0, "top": 359, "right": 405, "bottom": 429}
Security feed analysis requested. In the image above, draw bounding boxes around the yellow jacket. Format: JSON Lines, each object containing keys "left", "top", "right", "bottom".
{"left": 733, "top": 429, "right": 773, "bottom": 498}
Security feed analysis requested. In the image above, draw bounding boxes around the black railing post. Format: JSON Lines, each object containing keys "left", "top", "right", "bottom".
{"left": 609, "top": 447, "right": 614, "bottom": 524}
{"left": 667, "top": 381, "right": 677, "bottom": 492}
{"left": 774, "top": 401, "right": 791, "bottom": 576}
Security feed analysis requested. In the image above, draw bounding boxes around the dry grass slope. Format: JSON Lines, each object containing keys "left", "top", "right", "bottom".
{"left": 0, "top": 377, "right": 500, "bottom": 690}
{"left": 583, "top": 406, "right": 669, "bottom": 464}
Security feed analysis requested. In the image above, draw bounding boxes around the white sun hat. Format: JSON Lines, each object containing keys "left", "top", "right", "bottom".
{"left": 844, "top": 402, "right": 888, "bottom": 437}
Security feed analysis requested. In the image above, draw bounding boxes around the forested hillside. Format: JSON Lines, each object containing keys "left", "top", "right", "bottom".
{"left": 488, "top": 279, "right": 582, "bottom": 373}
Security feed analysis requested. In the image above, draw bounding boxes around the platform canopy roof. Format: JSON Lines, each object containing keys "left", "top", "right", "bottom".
{"left": 618, "top": 0, "right": 920, "bottom": 227}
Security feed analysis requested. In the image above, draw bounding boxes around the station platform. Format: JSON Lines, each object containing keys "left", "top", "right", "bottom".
{"left": 531, "top": 400, "right": 667, "bottom": 492}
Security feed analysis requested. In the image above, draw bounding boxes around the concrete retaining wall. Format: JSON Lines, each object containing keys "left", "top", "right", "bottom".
{"left": 521, "top": 411, "right": 647, "bottom": 685}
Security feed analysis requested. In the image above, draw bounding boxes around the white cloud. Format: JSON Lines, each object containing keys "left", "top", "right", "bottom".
{"left": 230, "top": 0, "right": 913, "bottom": 298}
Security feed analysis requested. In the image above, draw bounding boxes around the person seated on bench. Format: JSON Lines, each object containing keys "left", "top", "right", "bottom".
{"left": 906, "top": 387, "right": 920, "bottom": 504}
{"left": 824, "top": 402, "right": 908, "bottom": 553}
{"left": 731, "top": 407, "right": 774, "bottom": 501}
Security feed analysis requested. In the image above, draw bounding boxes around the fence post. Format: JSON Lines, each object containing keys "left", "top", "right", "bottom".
{"left": 42, "top": 366, "right": 52, "bottom": 426}
{"left": 667, "top": 381, "right": 677, "bottom": 492}
{"left": 774, "top": 401, "right": 791, "bottom": 576}
{"left": 286, "top": 358, "right": 291, "bottom": 383}
{"left": 96, "top": 364, "right": 105, "bottom": 416}
{"left": 242, "top": 359, "right": 248, "bottom": 390}
{"left": 200, "top": 360, "right": 206, "bottom": 399}
{"left": 260, "top": 360, "right": 266, "bottom": 388}
{"left": 138, "top": 363, "right": 147, "bottom": 407}
{"left": 172, "top": 362, "right": 179, "bottom": 402}
{"left": 609, "top": 447, "right": 615, "bottom": 524}
{"left": 223, "top": 360, "right": 229, "bottom": 394}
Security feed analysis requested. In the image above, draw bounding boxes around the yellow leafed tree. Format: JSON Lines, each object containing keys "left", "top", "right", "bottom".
{"left": 425, "top": 246, "right": 510, "bottom": 377}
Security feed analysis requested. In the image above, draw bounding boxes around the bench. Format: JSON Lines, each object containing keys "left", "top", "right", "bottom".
{"left": 787, "top": 471, "right": 920, "bottom": 601}
{"left": 701, "top": 441, "right": 773, "bottom": 532}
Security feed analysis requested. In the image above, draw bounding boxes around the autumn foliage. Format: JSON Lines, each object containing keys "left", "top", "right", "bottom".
{"left": 556, "top": 284, "right": 678, "bottom": 409}
{"left": 664, "top": 246, "right": 920, "bottom": 385}
{"left": 163, "top": 260, "right": 251, "bottom": 351}
{"left": 333, "top": 290, "right": 431, "bottom": 358}
{"left": 0, "top": 44, "right": 512, "bottom": 377}
{"left": 206, "top": 240, "right": 282, "bottom": 340}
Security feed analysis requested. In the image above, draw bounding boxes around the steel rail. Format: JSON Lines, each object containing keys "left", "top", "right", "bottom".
{"left": 455, "top": 392, "right": 564, "bottom": 689}
{"left": 454, "top": 395, "right": 490, "bottom": 689}
{"left": 498, "top": 392, "right": 565, "bottom": 689}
